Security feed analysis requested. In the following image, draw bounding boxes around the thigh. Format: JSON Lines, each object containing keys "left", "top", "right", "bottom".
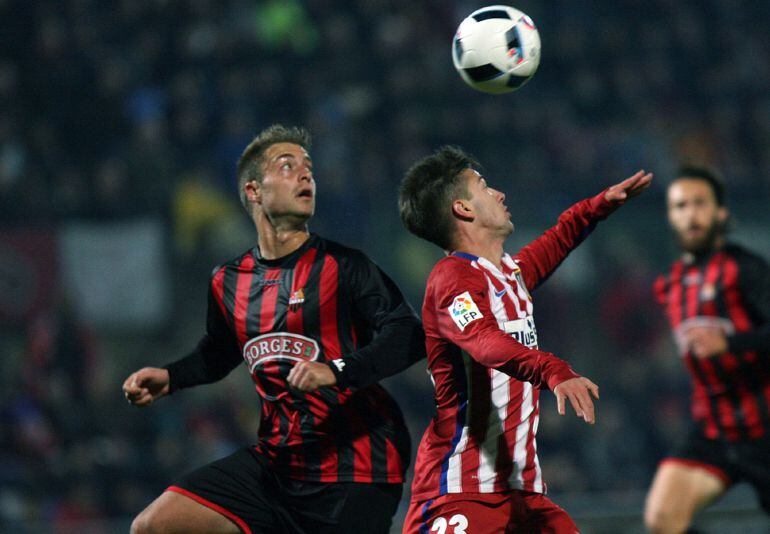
{"left": 134, "top": 490, "right": 243, "bottom": 534}
{"left": 167, "top": 447, "right": 281, "bottom": 533}
{"left": 645, "top": 460, "right": 727, "bottom": 522}
{"left": 403, "top": 493, "right": 511, "bottom": 534}
{"left": 516, "top": 492, "right": 578, "bottom": 534}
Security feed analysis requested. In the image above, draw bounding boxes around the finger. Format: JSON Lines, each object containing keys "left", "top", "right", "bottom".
{"left": 588, "top": 381, "right": 600, "bottom": 400}
{"left": 576, "top": 391, "right": 595, "bottom": 424}
{"left": 567, "top": 393, "right": 584, "bottom": 420}
{"left": 628, "top": 173, "right": 653, "bottom": 195}
{"left": 619, "top": 170, "right": 645, "bottom": 189}
{"left": 556, "top": 391, "right": 565, "bottom": 416}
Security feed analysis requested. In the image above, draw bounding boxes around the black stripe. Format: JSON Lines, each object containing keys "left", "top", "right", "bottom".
{"left": 718, "top": 256, "right": 770, "bottom": 435}
{"left": 464, "top": 63, "right": 504, "bottom": 82}
{"left": 680, "top": 264, "right": 723, "bottom": 439}
{"left": 473, "top": 9, "right": 511, "bottom": 21}
{"left": 297, "top": 248, "right": 329, "bottom": 480}
{"left": 708, "top": 257, "right": 749, "bottom": 439}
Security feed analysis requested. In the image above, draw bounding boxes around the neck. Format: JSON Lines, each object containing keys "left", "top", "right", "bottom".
{"left": 254, "top": 212, "right": 310, "bottom": 260}
{"left": 452, "top": 231, "right": 506, "bottom": 269}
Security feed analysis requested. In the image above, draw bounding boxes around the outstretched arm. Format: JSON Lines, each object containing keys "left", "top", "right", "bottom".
{"left": 122, "top": 272, "right": 242, "bottom": 406}
{"left": 516, "top": 170, "right": 652, "bottom": 290}
{"left": 433, "top": 260, "right": 599, "bottom": 424}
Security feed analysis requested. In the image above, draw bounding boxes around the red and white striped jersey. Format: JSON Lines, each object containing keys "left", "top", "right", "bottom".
{"left": 410, "top": 192, "right": 616, "bottom": 502}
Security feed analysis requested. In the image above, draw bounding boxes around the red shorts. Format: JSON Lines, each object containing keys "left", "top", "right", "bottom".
{"left": 403, "top": 491, "right": 578, "bottom": 534}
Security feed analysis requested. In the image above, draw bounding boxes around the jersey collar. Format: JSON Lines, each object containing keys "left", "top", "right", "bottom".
{"left": 450, "top": 251, "right": 479, "bottom": 262}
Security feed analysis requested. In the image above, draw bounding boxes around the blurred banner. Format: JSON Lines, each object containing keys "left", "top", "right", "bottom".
{"left": 59, "top": 218, "right": 170, "bottom": 329}
{"left": 0, "top": 229, "right": 57, "bottom": 324}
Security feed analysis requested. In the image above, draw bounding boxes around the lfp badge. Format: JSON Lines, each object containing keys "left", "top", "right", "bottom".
{"left": 449, "top": 291, "right": 483, "bottom": 331}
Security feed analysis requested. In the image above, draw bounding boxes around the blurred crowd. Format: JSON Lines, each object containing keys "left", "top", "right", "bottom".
{"left": 1, "top": 0, "right": 769, "bottom": 530}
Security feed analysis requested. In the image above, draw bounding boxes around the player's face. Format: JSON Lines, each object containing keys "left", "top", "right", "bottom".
{"left": 667, "top": 178, "right": 727, "bottom": 254}
{"left": 258, "top": 142, "right": 316, "bottom": 223}
{"left": 463, "top": 169, "right": 514, "bottom": 236}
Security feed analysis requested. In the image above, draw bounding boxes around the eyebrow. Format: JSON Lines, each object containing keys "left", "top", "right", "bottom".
{"left": 273, "top": 153, "right": 313, "bottom": 166}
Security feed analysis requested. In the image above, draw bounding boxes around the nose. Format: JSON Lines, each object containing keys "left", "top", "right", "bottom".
{"left": 299, "top": 166, "right": 313, "bottom": 182}
{"left": 497, "top": 190, "right": 505, "bottom": 203}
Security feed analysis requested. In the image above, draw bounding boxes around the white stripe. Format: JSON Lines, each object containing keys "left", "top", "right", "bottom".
{"left": 477, "top": 368, "right": 510, "bottom": 491}
{"left": 511, "top": 382, "right": 534, "bottom": 489}
{"left": 531, "top": 411, "right": 544, "bottom": 493}
{"left": 446, "top": 352, "right": 474, "bottom": 493}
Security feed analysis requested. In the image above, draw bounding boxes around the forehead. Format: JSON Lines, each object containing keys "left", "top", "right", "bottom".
{"left": 667, "top": 178, "right": 716, "bottom": 201}
{"left": 460, "top": 167, "right": 482, "bottom": 183}
{"left": 264, "top": 142, "right": 310, "bottom": 162}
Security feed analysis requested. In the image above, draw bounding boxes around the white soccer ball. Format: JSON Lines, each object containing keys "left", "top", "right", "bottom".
{"left": 452, "top": 5, "right": 541, "bottom": 94}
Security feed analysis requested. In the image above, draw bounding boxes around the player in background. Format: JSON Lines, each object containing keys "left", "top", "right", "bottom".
{"left": 644, "top": 166, "right": 770, "bottom": 534}
{"left": 122, "top": 125, "right": 425, "bottom": 534}
{"left": 398, "top": 146, "right": 652, "bottom": 533}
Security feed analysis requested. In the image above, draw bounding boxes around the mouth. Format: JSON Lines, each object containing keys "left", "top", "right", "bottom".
{"left": 296, "top": 189, "right": 314, "bottom": 199}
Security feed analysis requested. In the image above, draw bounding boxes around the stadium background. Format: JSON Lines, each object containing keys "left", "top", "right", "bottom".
{"left": 1, "top": 0, "right": 769, "bottom": 531}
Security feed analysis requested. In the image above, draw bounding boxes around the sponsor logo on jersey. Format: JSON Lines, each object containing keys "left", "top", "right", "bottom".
{"left": 503, "top": 315, "right": 538, "bottom": 348}
{"left": 449, "top": 291, "right": 483, "bottom": 331}
{"left": 242, "top": 332, "right": 320, "bottom": 372}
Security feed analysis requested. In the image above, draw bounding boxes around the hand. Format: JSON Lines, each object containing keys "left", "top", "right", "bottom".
{"left": 122, "top": 367, "right": 170, "bottom": 407}
{"left": 287, "top": 361, "right": 337, "bottom": 392}
{"left": 684, "top": 327, "right": 728, "bottom": 358}
{"left": 604, "top": 170, "right": 653, "bottom": 205}
{"left": 553, "top": 377, "right": 599, "bottom": 425}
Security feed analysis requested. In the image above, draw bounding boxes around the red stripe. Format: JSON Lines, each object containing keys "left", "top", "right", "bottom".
{"left": 318, "top": 255, "right": 341, "bottom": 359}
{"left": 385, "top": 438, "right": 403, "bottom": 484}
{"left": 347, "top": 404, "right": 372, "bottom": 482}
{"left": 286, "top": 248, "right": 318, "bottom": 334}
{"left": 686, "top": 264, "right": 733, "bottom": 438}
{"left": 258, "top": 268, "right": 281, "bottom": 333}
{"left": 211, "top": 267, "right": 228, "bottom": 322}
{"left": 460, "top": 361, "right": 490, "bottom": 493}
{"left": 488, "top": 268, "right": 523, "bottom": 491}
{"left": 722, "top": 256, "right": 766, "bottom": 438}
{"left": 166, "top": 486, "right": 252, "bottom": 534}
{"left": 316, "top": 253, "right": 342, "bottom": 480}
{"left": 522, "top": 390, "right": 540, "bottom": 490}
{"left": 659, "top": 458, "right": 731, "bottom": 487}
{"left": 233, "top": 255, "right": 255, "bottom": 346}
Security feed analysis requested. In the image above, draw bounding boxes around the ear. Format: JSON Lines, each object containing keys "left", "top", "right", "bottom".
{"left": 451, "top": 199, "right": 474, "bottom": 222}
{"left": 717, "top": 206, "right": 728, "bottom": 224}
{"left": 244, "top": 180, "right": 261, "bottom": 204}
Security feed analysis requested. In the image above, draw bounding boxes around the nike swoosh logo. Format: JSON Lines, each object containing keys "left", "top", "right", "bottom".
{"left": 495, "top": 288, "right": 506, "bottom": 298}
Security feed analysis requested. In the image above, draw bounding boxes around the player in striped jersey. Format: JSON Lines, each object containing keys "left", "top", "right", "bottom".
{"left": 122, "top": 125, "right": 425, "bottom": 534}
{"left": 398, "top": 146, "right": 652, "bottom": 533}
{"left": 644, "top": 166, "right": 770, "bottom": 534}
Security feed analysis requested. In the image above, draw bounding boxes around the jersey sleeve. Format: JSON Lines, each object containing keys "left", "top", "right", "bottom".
{"left": 164, "top": 270, "right": 243, "bottom": 392}
{"left": 728, "top": 251, "right": 770, "bottom": 353}
{"left": 430, "top": 260, "right": 578, "bottom": 390}
{"left": 514, "top": 191, "right": 616, "bottom": 290}
{"left": 326, "top": 251, "right": 425, "bottom": 389}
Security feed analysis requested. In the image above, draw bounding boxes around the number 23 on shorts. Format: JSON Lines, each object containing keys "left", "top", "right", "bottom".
{"left": 431, "top": 514, "right": 469, "bottom": 534}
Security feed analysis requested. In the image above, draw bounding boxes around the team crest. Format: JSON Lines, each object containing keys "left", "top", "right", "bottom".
{"left": 289, "top": 288, "right": 305, "bottom": 310}
{"left": 449, "top": 291, "right": 483, "bottom": 331}
{"left": 700, "top": 283, "right": 716, "bottom": 301}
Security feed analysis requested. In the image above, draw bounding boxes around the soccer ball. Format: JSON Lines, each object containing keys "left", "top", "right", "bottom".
{"left": 452, "top": 5, "right": 541, "bottom": 94}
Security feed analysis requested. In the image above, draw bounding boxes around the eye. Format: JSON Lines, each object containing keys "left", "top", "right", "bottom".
{"left": 281, "top": 162, "right": 292, "bottom": 171}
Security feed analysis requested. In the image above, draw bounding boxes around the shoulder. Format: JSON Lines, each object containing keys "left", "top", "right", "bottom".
{"left": 427, "top": 256, "right": 487, "bottom": 291}
{"left": 723, "top": 243, "right": 769, "bottom": 269}
{"left": 314, "top": 235, "right": 372, "bottom": 264}
{"left": 210, "top": 248, "right": 256, "bottom": 277}
{"left": 652, "top": 260, "right": 681, "bottom": 303}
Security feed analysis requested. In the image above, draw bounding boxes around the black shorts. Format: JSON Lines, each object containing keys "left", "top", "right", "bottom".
{"left": 168, "top": 447, "right": 403, "bottom": 534}
{"left": 665, "top": 427, "right": 770, "bottom": 512}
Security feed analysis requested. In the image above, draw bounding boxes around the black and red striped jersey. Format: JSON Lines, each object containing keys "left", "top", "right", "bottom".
{"left": 654, "top": 243, "right": 770, "bottom": 441}
{"left": 165, "top": 234, "right": 424, "bottom": 483}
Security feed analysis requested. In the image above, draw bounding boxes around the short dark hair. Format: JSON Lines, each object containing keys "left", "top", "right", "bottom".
{"left": 398, "top": 146, "right": 479, "bottom": 250}
{"left": 672, "top": 164, "right": 726, "bottom": 206}
{"left": 236, "top": 124, "right": 311, "bottom": 210}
